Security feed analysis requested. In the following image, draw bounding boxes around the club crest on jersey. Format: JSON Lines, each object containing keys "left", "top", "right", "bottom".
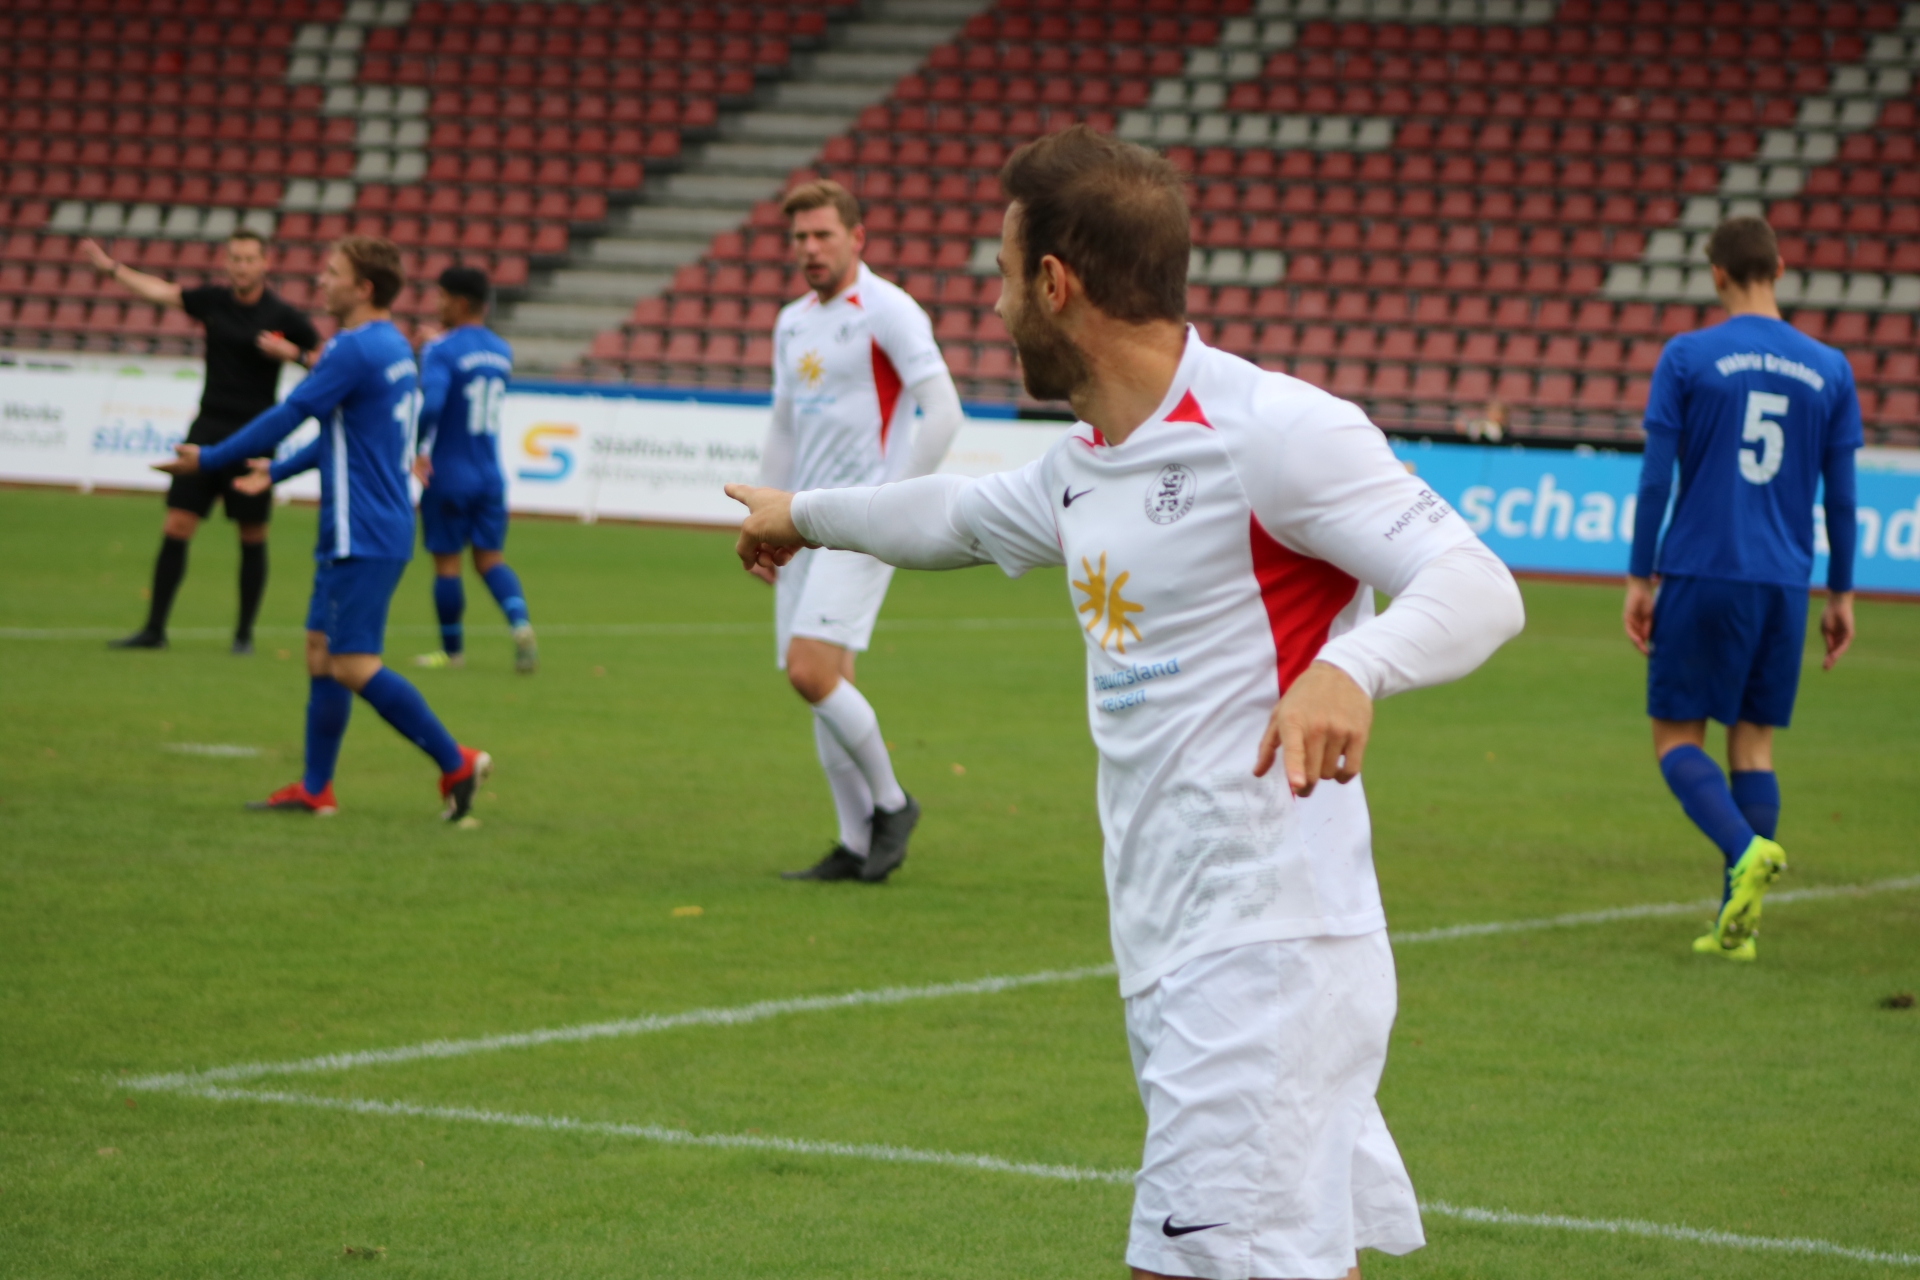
{"left": 1146, "top": 464, "right": 1197, "bottom": 525}
{"left": 1073, "top": 552, "right": 1144, "bottom": 654}
{"left": 796, "top": 350, "right": 825, "bottom": 388}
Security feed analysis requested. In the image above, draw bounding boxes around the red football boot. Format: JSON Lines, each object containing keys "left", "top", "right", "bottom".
{"left": 439, "top": 747, "right": 492, "bottom": 821}
{"left": 247, "top": 780, "right": 338, "bottom": 815}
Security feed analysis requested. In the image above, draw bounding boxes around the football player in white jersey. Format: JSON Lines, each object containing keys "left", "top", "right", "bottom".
{"left": 730, "top": 130, "right": 1525, "bottom": 1279}
{"left": 757, "top": 180, "right": 965, "bottom": 883}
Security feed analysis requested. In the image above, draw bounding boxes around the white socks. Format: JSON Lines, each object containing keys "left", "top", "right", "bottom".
{"left": 814, "top": 717, "right": 874, "bottom": 856}
{"left": 812, "top": 680, "right": 908, "bottom": 817}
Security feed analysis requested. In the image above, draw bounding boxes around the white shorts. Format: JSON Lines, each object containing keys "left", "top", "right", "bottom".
{"left": 773, "top": 545, "right": 895, "bottom": 668}
{"left": 1124, "top": 933, "right": 1425, "bottom": 1280}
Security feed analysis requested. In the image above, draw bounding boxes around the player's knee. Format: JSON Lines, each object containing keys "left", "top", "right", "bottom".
{"left": 786, "top": 657, "right": 839, "bottom": 703}
{"left": 162, "top": 510, "right": 198, "bottom": 539}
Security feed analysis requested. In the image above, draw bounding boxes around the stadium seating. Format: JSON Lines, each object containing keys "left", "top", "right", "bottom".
{"left": 576, "top": 0, "right": 1919, "bottom": 445}
{"left": 3, "top": 0, "right": 1915, "bottom": 446}
{"left": 0, "top": 0, "right": 837, "bottom": 352}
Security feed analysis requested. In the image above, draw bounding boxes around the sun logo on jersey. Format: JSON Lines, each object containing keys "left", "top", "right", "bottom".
{"left": 796, "top": 350, "right": 825, "bottom": 388}
{"left": 1073, "top": 553, "right": 1144, "bottom": 654}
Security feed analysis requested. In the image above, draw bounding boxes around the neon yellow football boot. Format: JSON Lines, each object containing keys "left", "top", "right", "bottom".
{"left": 1691, "top": 927, "right": 1758, "bottom": 961}
{"left": 1693, "top": 836, "right": 1787, "bottom": 959}
{"left": 413, "top": 651, "right": 464, "bottom": 669}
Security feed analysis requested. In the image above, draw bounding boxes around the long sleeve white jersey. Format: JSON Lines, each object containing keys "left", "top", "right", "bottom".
{"left": 770, "top": 262, "right": 949, "bottom": 493}
{"left": 793, "top": 332, "right": 1523, "bottom": 996}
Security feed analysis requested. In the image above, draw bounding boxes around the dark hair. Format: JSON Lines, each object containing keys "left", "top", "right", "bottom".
{"left": 227, "top": 228, "right": 267, "bottom": 250}
{"left": 999, "top": 125, "right": 1188, "bottom": 324}
{"left": 1706, "top": 215, "right": 1780, "bottom": 286}
{"left": 438, "top": 264, "right": 491, "bottom": 308}
{"left": 332, "top": 235, "right": 403, "bottom": 308}
{"left": 781, "top": 179, "right": 862, "bottom": 230}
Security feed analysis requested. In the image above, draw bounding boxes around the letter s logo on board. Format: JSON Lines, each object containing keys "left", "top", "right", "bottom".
{"left": 518, "top": 423, "right": 578, "bottom": 482}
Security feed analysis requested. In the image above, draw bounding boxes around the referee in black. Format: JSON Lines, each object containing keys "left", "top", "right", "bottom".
{"left": 79, "top": 229, "right": 321, "bottom": 652}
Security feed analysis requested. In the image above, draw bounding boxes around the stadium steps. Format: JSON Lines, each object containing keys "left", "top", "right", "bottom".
{"left": 495, "top": 0, "right": 992, "bottom": 373}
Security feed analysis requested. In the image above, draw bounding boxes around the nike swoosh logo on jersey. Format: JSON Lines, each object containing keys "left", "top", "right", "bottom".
{"left": 1063, "top": 486, "right": 1094, "bottom": 507}
{"left": 1161, "top": 1216, "right": 1227, "bottom": 1238}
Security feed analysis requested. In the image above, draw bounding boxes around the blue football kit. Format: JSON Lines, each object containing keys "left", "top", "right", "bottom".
{"left": 1631, "top": 311, "right": 1862, "bottom": 947}
{"left": 407, "top": 323, "right": 533, "bottom": 664}
{"left": 417, "top": 324, "right": 514, "bottom": 555}
{"left": 198, "top": 317, "right": 479, "bottom": 810}
{"left": 1631, "top": 314, "right": 1862, "bottom": 727}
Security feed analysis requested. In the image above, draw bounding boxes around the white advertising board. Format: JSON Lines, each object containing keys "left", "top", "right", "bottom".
{"left": 0, "top": 354, "right": 1062, "bottom": 525}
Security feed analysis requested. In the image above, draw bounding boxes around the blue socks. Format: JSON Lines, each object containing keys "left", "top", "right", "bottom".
{"left": 432, "top": 579, "right": 464, "bottom": 660}
{"left": 1730, "top": 770, "right": 1780, "bottom": 841}
{"left": 303, "top": 676, "right": 352, "bottom": 794}
{"left": 1659, "top": 745, "right": 1757, "bottom": 866}
{"left": 433, "top": 574, "right": 465, "bottom": 657}
{"left": 358, "top": 667, "right": 464, "bottom": 774}
{"left": 482, "top": 563, "right": 530, "bottom": 629}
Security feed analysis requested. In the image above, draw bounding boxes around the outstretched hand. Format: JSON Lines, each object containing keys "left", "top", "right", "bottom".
{"left": 724, "top": 483, "right": 810, "bottom": 575}
{"left": 1254, "top": 661, "right": 1373, "bottom": 798}
{"left": 231, "top": 457, "right": 273, "bottom": 495}
{"left": 152, "top": 443, "right": 202, "bottom": 476}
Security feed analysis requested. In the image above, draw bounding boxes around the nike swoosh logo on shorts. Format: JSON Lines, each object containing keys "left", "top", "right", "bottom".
{"left": 1161, "top": 1215, "right": 1227, "bottom": 1238}
{"left": 1063, "top": 486, "right": 1094, "bottom": 507}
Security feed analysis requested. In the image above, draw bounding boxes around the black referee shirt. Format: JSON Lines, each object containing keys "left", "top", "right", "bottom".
{"left": 181, "top": 285, "right": 321, "bottom": 441}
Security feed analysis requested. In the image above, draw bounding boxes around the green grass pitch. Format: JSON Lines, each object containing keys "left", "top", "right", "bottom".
{"left": 2, "top": 484, "right": 1916, "bottom": 1278}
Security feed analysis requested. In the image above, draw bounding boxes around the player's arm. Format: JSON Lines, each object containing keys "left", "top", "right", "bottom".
{"left": 231, "top": 435, "right": 323, "bottom": 495}
{"left": 902, "top": 370, "right": 964, "bottom": 479}
{"left": 161, "top": 344, "right": 358, "bottom": 475}
{"left": 873, "top": 298, "right": 963, "bottom": 479}
{"left": 260, "top": 311, "right": 324, "bottom": 369}
{"left": 1818, "top": 380, "right": 1864, "bottom": 669}
{"left": 1625, "top": 346, "right": 1686, "bottom": 653}
{"left": 728, "top": 457, "right": 1062, "bottom": 576}
{"left": 79, "top": 239, "right": 185, "bottom": 309}
{"left": 1223, "top": 407, "right": 1525, "bottom": 795}
{"left": 412, "top": 350, "right": 452, "bottom": 483}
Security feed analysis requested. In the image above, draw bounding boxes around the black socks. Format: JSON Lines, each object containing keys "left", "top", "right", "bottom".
{"left": 238, "top": 541, "right": 267, "bottom": 642}
{"left": 145, "top": 535, "right": 189, "bottom": 636}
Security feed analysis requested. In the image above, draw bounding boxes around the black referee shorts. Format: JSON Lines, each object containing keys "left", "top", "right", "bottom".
{"left": 167, "top": 416, "right": 273, "bottom": 525}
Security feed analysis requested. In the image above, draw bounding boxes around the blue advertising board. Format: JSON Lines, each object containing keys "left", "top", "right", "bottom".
{"left": 1390, "top": 439, "right": 1920, "bottom": 596}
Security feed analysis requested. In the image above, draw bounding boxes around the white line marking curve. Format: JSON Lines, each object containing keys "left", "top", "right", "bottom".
{"left": 177, "top": 1086, "right": 1920, "bottom": 1268}
{"left": 122, "top": 876, "right": 1920, "bottom": 1093}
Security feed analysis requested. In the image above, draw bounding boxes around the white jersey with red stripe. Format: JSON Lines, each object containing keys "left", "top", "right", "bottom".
{"left": 772, "top": 262, "right": 947, "bottom": 493}
{"left": 941, "top": 333, "right": 1480, "bottom": 995}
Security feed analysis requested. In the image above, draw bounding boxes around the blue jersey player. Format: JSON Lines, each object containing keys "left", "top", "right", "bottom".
{"left": 408, "top": 266, "right": 537, "bottom": 674}
{"left": 156, "top": 237, "right": 492, "bottom": 822}
{"left": 1624, "top": 216, "right": 1861, "bottom": 961}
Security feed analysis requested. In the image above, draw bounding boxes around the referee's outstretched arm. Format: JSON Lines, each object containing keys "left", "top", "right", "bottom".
{"left": 78, "top": 238, "right": 184, "bottom": 310}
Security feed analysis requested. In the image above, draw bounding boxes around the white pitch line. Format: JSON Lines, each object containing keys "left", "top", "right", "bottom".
{"left": 1389, "top": 874, "right": 1920, "bottom": 944}
{"left": 175, "top": 1086, "right": 1920, "bottom": 1267}
{"left": 1420, "top": 1200, "right": 1920, "bottom": 1268}
{"left": 178, "top": 1084, "right": 1133, "bottom": 1185}
{"left": 122, "top": 965, "right": 1119, "bottom": 1092}
{"left": 161, "top": 743, "right": 261, "bottom": 758}
{"left": 121, "top": 875, "right": 1920, "bottom": 1094}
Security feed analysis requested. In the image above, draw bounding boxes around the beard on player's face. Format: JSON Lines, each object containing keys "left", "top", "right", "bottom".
{"left": 1006, "top": 276, "right": 1090, "bottom": 402}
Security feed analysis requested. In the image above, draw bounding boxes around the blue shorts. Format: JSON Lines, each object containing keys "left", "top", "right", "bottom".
{"left": 306, "top": 557, "right": 408, "bottom": 656}
{"left": 420, "top": 486, "right": 508, "bottom": 556}
{"left": 1647, "top": 575, "right": 1809, "bottom": 727}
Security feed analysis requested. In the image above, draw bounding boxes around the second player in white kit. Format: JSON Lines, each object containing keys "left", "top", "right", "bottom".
{"left": 733, "top": 131, "right": 1525, "bottom": 1279}
{"left": 757, "top": 181, "right": 964, "bottom": 883}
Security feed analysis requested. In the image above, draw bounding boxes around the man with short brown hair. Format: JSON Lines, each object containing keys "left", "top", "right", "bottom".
{"left": 157, "top": 238, "right": 491, "bottom": 823}
{"left": 1623, "top": 214, "right": 1861, "bottom": 962}
{"left": 755, "top": 179, "right": 965, "bottom": 883}
{"left": 731, "top": 126, "right": 1525, "bottom": 1278}
{"left": 81, "top": 229, "right": 320, "bottom": 652}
